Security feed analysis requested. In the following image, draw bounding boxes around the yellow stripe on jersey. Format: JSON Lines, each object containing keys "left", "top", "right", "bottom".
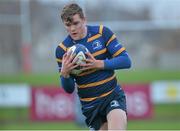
{"left": 58, "top": 42, "right": 67, "bottom": 51}
{"left": 87, "top": 34, "right": 101, "bottom": 42}
{"left": 113, "top": 47, "right": 126, "bottom": 57}
{"left": 106, "top": 34, "right": 116, "bottom": 46}
{"left": 99, "top": 25, "right": 103, "bottom": 35}
{"left": 92, "top": 48, "right": 107, "bottom": 57}
{"left": 80, "top": 89, "right": 113, "bottom": 102}
{"left": 78, "top": 74, "right": 115, "bottom": 88}
{"left": 56, "top": 58, "right": 62, "bottom": 63}
{"left": 77, "top": 69, "right": 97, "bottom": 76}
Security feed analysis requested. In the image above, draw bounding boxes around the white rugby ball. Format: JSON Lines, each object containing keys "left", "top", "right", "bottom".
{"left": 67, "top": 44, "right": 89, "bottom": 75}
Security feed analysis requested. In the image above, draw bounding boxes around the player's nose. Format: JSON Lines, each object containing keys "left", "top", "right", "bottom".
{"left": 69, "top": 25, "right": 76, "bottom": 32}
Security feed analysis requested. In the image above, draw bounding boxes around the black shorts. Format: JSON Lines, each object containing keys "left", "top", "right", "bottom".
{"left": 81, "top": 86, "right": 127, "bottom": 130}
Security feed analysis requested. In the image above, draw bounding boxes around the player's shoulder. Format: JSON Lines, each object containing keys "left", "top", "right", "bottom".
{"left": 56, "top": 35, "right": 73, "bottom": 51}
{"left": 88, "top": 25, "right": 102, "bottom": 35}
{"left": 55, "top": 35, "right": 73, "bottom": 58}
{"left": 88, "top": 25, "right": 111, "bottom": 35}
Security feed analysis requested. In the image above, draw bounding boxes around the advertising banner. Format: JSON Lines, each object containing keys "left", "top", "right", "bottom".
{"left": 31, "top": 84, "right": 153, "bottom": 121}
{"left": 151, "top": 81, "right": 180, "bottom": 103}
{"left": 0, "top": 84, "right": 30, "bottom": 107}
{"left": 31, "top": 86, "right": 75, "bottom": 121}
{"left": 123, "top": 84, "right": 153, "bottom": 119}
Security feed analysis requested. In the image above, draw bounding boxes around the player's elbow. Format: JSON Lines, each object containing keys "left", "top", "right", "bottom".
{"left": 125, "top": 57, "right": 132, "bottom": 69}
{"left": 60, "top": 76, "right": 75, "bottom": 94}
{"left": 66, "top": 89, "right": 74, "bottom": 94}
{"left": 65, "top": 88, "right": 74, "bottom": 94}
{"left": 62, "top": 86, "right": 74, "bottom": 94}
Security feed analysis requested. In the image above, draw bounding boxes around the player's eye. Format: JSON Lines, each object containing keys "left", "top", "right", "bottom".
{"left": 65, "top": 23, "right": 71, "bottom": 27}
{"left": 73, "top": 21, "right": 80, "bottom": 26}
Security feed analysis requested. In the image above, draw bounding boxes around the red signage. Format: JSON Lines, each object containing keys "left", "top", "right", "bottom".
{"left": 30, "top": 84, "right": 153, "bottom": 121}
{"left": 31, "top": 86, "right": 75, "bottom": 121}
{"left": 123, "top": 84, "right": 153, "bottom": 119}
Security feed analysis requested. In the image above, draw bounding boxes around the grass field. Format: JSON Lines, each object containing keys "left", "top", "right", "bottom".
{"left": 0, "top": 70, "right": 180, "bottom": 130}
{"left": 1, "top": 70, "right": 180, "bottom": 85}
{"left": 1, "top": 103, "right": 180, "bottom": 130}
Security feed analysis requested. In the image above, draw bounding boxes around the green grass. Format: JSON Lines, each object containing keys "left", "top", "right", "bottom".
{"left": 0, "top": 70, "right": 180, "bottom": 85}
{"left": 0, "top": 70, "right": 180, "bottom": 129}
{"left": 128, "top": 119, "right": 180, "bottom": 130}
{"left": 0, "top": 73, "right": 60, "bottom": 86}
{"left": 0, "top": 121, "right": 86, "bottom": 130}
{"left": 2, "top": 120, "right": 179, "bottom": 130}
{"left": 116, "top": 69, "right": 180, "bottom": 83}
{"left": 1, "top": 104, "right": 180, "bottom": 130}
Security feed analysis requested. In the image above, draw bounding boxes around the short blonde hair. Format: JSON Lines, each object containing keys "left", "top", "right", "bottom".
{"left": 61, "top": 3, "right": 85, "bottom": 23}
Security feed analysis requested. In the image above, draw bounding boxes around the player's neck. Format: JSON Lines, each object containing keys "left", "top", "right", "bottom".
{"left": 74, "top": 27, "right": 88, "bottom": 43}
{"left": 80, "top": 25, "right": 87, "bottom": 40}
{"left": 73, "top": 26, "right": 88, "bottom": 43}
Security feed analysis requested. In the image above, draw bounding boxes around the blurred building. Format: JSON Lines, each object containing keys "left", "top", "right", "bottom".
{"left": 0, "top": 0, "right": 180, "bottom": 74}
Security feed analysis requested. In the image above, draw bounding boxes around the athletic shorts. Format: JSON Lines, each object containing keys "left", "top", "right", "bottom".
{"left": 81, "top": 86, "right": 127, "bottom": 130}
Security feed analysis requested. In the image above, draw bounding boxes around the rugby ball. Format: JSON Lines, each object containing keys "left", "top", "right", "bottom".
{"left": 67, "top": 44, "right": 89, "bottom": 75}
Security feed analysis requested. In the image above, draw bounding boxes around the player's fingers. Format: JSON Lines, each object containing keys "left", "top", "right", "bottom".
{"left": 62, "top": 53, "right": 67, "bottom": 60}
{"left": 67, "top": 50, "right": 72, "bottom": 55}
{"left": 63, "top": 53, "right": 71, "bottom": 63}
{"left": 65, "top": 56, "right": 73, "bottom": 65}
{"left": 85, "top": 52, "right": 95, "bottom": 60}
{"left": 69, "top": 56, "right": 79, "bottom": 67}
{"left": 70, "top": 64, "right": 79, "bottom": 70}
{"left": 72, "top": 57, "right": 79, "bottom": 64}
{"left": 69, "top": 53, "right": 76, "bottom": 62}
{"left": 66, "top": 51, "right": 72, "bottom": 60}
{"left": 80, "top": 63, "right": 94, "bottom": 67}
{"left": 84, "top": 58, "right": 94, "bottom": 63}
{"left": 62, "top": 55, "right": 67, "bottom": 66}
{"left": 80, "top": 66, "right": 92, "bottom": 71}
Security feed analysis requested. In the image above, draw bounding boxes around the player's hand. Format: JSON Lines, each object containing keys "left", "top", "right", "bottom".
{"left": 61, "top": 51, "right": 79, "bottom": 78}
{"left": 80, "top": 52, "right": 104, "bottom": 71}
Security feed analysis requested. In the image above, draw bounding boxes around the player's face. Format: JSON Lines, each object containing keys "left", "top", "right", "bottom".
{"left": 63, "top": 14, "right": 86, "bottom": 40}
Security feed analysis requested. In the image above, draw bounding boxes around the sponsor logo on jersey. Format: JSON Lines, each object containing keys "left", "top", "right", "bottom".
{"left": 92, "top": 40, "right": 102, "bottom": 50}
{"left": 110, "top": 100, "right": 120, "bottom": 107}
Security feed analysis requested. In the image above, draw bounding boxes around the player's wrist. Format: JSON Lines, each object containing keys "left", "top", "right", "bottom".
{"left": 97, "top": 60, "right": 104, "bottom": 69}
{"left": 103, "top": 59, "right": 110, "bottom": 69}
{"left": 61, "top": 71, "right": 70, "bottom": 78}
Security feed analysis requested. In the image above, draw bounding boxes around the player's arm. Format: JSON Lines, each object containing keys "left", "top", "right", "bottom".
{"left": 81, "top": 51, "right": 131, "bottom": 70}
{"left": 80, "top": 26, "right": 131, "bottom": 70}
{"left": 55, "top": 45, "right": 78, "bottom": 93}
{"left": 60, "top": 76, "right": 75, "bottom": 93}
{"left": 103, "top": 52, "right": 131, "bottom": 70}
{"left": 102, "top": 26, "right": 131, "bottom": 70}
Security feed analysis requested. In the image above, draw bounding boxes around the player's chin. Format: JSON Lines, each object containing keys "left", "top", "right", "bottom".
{"left": 70, "top": 35, "right": 79, "bottom": 40}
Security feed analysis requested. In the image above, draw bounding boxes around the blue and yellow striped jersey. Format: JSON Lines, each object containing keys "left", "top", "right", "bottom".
{"left": 56, "top": 25, "right": 127, "bottom": 103}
